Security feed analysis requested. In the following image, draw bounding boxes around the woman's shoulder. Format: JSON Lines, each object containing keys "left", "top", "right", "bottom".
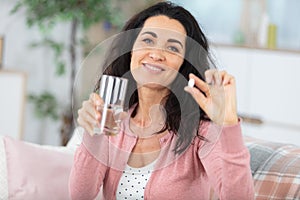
{"left": 197, "top": 120, "right": 212, "bottom": 137}
{"left": 192, "top": 120, "right": 221, "bottom": 146}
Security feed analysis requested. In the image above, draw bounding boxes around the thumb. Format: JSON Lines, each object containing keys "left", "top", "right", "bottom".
{"left": 184, "top": 86, "right": 207, "bottom": 111}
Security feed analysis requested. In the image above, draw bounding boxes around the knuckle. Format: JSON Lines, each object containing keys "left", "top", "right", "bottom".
{"left": 82, "top": 100, "right": 90, "bottom": 107}
{"left": 77, "top": 117, "right": 82, "bottom": 125}
{"left": 78, "top": 108, "right": 84, "bottom": 116}
{"left": 89, "top": 93, "right": 94, "bottom": 100}
{"left": 205, "top": 70, "right": 210, "bottom": 75}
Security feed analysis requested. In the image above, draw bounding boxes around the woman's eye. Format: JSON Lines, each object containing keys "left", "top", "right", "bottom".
{"left": 142, "top": 38, "right": 153, "bottom": 44}
{"left": 167, "top": 46, "right": 179, "bottom": 53}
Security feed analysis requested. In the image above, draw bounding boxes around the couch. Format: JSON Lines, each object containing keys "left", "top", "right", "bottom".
{"left": 245, "top": 137, "right": 300, "bottom": 200}
{"left": 1, "top": 129, "right": 300, "bottom": 200}
{"left": 0, "top": 128, "right": 81, "bottom": 200}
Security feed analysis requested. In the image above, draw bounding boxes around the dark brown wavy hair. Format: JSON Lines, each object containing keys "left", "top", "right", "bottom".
{"left": 94, "top": 1, "right": 213, "bottom": 154}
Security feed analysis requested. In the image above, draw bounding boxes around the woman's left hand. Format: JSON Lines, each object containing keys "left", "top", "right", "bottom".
{"left": 184, "top": 70, "right": 238, "bottom": 125}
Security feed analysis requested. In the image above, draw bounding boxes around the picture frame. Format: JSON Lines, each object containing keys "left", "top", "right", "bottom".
{"left": 0, "top": 70, "right": 27, "bottom": 139}
{"left": 0, "top": 36, "right": 3, "bottom": 68}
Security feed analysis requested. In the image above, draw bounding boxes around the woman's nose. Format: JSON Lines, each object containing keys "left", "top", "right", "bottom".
{"left": 149, "top": 49, "right": 165, "bottom": 61}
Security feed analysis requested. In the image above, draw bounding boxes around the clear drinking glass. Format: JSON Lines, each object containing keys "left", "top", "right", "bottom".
{"left": 94, "top": 75, "right": 128, "bottom": 135}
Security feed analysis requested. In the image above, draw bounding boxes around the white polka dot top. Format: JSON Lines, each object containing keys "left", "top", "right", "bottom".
{"left": 116, "top": 160, "right": 156, "bottom": 200}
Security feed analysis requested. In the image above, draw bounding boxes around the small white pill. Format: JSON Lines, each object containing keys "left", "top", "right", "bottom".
{"left": 188, "top": 78, "right": 195, "bottom": 88}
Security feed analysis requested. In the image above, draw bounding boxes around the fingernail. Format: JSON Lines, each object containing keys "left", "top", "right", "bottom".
{"left": 184, "top": 86, "right": 190, "bottom": 92}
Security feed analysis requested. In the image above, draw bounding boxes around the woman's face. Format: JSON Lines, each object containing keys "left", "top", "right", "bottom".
{"left": 130, "top": 15, "right": 186, "bottom": 89}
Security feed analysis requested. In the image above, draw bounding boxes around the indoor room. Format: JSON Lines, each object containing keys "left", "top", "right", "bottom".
{"left": 0, "top": 0, "right": 299, "bottom": 199}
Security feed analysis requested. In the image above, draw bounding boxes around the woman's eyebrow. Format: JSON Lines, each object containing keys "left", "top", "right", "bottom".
{"left": 141, "top": 31, "right": 183, "bottom": 48}
{"left": 167, "top": 39, "right": 183, "bottom": 48}
{"left": 141, "top": 31, "right": 157, "bottom": 38}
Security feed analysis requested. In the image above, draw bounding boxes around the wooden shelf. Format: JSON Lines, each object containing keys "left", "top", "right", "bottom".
{"left": 211, "top": 43, "right": 300, "bottom": 55}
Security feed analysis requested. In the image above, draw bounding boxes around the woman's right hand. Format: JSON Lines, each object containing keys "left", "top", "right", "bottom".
{"left": 77, "top": 93, "right": 103, "bottom": 136}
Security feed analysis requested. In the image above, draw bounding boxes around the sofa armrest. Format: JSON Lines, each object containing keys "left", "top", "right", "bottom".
{"left": 245, "top": 136, "right": 300, "bottom": 199}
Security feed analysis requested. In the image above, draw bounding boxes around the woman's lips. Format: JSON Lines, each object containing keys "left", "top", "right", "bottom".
{"left": 142, "top": 63, "right": 165, "bottom": 74}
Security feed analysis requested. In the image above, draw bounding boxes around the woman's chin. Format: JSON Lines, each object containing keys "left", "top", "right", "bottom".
{"left": 136, "top": 81, "right": 170, "bottom": 90}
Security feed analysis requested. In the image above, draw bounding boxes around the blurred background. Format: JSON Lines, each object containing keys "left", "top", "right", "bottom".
{"left": 0, "top": 0, "right": 299, "bottom": 146}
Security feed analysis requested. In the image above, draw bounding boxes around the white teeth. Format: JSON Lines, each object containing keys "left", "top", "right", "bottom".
{"left": 145, "top": 64, "right": 162, "bottom": 71}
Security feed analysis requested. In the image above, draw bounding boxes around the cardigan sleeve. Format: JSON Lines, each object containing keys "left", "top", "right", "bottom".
{"left": 198, "top": 121, "right": 255, "bottom": 200}
{"left": 69, "top": 138, "right": 108, "bottom": 200}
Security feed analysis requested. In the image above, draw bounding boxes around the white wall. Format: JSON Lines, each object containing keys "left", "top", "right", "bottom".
{"left": 212, "top": 45, "right": 300, "bottom": 146}
{"left": 0, "top": 1, "right": 73, "bottom": 145}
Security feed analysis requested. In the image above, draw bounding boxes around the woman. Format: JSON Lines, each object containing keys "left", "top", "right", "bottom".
{"left": 70, "top": 2, "right": 254, "bottom": 200}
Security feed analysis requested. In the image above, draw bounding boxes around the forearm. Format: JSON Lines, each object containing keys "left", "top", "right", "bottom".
{"left": 200, "top": 123, "right": 254, "bottom": 200}
{"left": 69, "top": 144, "right": 106, "bottom": 200}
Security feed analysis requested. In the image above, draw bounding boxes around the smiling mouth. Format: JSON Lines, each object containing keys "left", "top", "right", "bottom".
{"left": 142, "top": 63, "right": 165, "bottom": 73}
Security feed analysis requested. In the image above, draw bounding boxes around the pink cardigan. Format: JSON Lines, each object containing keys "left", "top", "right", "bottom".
{"left": 69, "top": 120, "right": 254, "bottom": 200}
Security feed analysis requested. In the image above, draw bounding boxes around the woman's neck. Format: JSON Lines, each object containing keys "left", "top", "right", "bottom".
{"left": 132, "top": 86, "right": 169, "bottom": 128}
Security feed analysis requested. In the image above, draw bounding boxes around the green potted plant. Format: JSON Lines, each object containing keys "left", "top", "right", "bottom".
{"left": 11, "top": 0, "right": 124, "bottom": 145}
